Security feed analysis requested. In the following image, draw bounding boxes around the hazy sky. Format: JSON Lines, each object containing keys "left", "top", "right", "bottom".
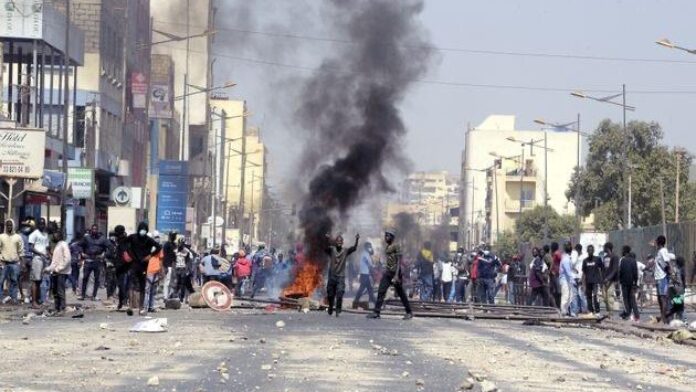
{"left": 213, "top": 0, "right": 696, "bottom": 194}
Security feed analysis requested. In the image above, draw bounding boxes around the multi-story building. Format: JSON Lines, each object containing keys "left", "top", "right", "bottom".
{"left": 460, "top": 115, "right": 580, "bottom": 247}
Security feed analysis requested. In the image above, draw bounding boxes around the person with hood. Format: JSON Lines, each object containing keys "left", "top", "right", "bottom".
{"left": 28, "top": 218, "right": 50, "bottom": 307}
{"left": 0, "top": 219, "right": 24, "bottom": 304}
{"left": 416, "top": 241, "right": 435, "bottom": 301}
{"left": 325, "top": 233, "right": 360, "bottom": 316}
{"left": 44, "top": 230, "right": 71, "bottom": 314}
{"left": 582, "top": 245, "right": 604, "bottom": 314}
{"left": 125, "top": 222, "right": 161, "bottom": 315}
{"left": 352, "top": 241, "right": 376, "bottom": 308}
{"left": 368, "top": 230, "right": 413, "bottom": 320}
{"left": 112, "top": 225, "right": 131, "bottom": 311}
{"left": 233, "top": 249, "right": 252, "bottom": 296}
{"left": 78, "top": 224, "right": 113, "bottom": 301}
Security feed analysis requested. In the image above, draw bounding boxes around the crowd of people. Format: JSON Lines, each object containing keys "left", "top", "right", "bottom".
{"left": 0, "top": 218, "right": 292, "bottom": 316}
{"left": 373, "top": 235, "right": 690, "bottom": 324}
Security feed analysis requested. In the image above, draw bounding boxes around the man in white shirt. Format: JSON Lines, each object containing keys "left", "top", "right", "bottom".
{"left": 570, "top": 243, "right": 588, "bottom": 314}
{"left": 653, "top": 235, "right": 674, "bottom": 324}
{"left": 28, "top": 218, "right": 50, "bottom": 308}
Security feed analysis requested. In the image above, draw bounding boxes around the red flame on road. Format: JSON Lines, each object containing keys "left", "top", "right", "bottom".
{"left": 282, "top": 248, "right": 323, "bottom": 298}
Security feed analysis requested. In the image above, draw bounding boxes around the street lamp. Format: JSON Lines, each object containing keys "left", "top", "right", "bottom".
{"left": 655, "top": 38, "right": 696, "bottom": 54}
{"left": 571, "top": 86, "right": 636, "bottom": 228}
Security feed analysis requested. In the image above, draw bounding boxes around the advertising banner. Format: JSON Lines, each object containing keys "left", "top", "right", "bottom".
{"left": 131, "top": 72, "right": 148, "bottom": 109}
{"left": 0, "top": 126, "right": 46, "bottom": 178}
{"left": 67, "top": 168, "right": 94, "bottom": 199}
{"left": 149, "top": 84, "right": 172, "bottom": 119}
{"left": 156, "top": 160, "right": 188, "bottom": 234}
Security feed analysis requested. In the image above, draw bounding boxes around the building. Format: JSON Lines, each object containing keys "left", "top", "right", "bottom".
{"left": 396, "top": 171, "right": 459, "bottom": 227}
{"left": 460, "top": 115, "right": 580, "bottom": 247}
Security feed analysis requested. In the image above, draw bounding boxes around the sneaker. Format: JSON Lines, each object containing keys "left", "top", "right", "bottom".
{"left": 148, "top": 308, "right": 156, "bottom": 313}
{"left": 366, "top": 313, "right": 380, "bottom": 319}
{"left": 23, "top": 297, "right": 30, "bottom": 304}
{"left": 403, "top": 313, "right": 413, "bottom": 320}
{"left": 77, "top": 296, "right": 85, "bottom": 301}
{"left": 327, "top": 308, "right": 334, "bottom": 316}
{"left": 139, "top": 309, "right": 147, "bottom": 316}
{"left": 126, "top": 309, "right": 134, "bottom": 316}
{"left": 335, "top": 310, "right": 341, "bottom": 318}
{"left": 2, "top": 296, "right": 10, "bottom": 304}
{"left": 92, "top": 296, "right": 101, "bottom": 302}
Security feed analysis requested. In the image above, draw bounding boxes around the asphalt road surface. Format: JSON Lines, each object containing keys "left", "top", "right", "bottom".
{"left": 0, "top": 304, "right": 695, "bottom": 392}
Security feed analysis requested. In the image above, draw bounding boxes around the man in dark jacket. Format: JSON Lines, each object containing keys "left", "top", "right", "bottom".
{"left": 477, "top": 250, "right": 500, "bottom": 304}
{"left": 125, "top": 222, "right": 161, "bottom": 314}
{"left": 602, "top": 242, "right": 619, "bottom": 312}
{"left": 79, "top": 224, "right": 113, "bottom": 300}
{"left": 162, "top": 231, "right": 177, "bottom": 299}
{"left": 507, "top": 254, "right": 525, "bottom": 305}
{"left": 112, "top": 225, "right": 131, "bottom": 311}
{"left": 325, "top": 233, "right": 359, "bottom": 316}
{"left": 582, "top": 244, "right": 604, "bottom": 314}
{"left": 527, "top": 248, "right": 547, "bottom": 306}
{"left": 618, "top": 245, "right": 639, "bottom": 321}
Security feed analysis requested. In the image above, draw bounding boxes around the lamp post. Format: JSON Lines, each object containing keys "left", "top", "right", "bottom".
{"left": 534, "top": 115, "right": 588, "bottom": 239}
{"left": 464, "top": 164, "right": 501, "bottom": 244}
{"left": 571, "top": 87, "right": 635, "bottom": 228}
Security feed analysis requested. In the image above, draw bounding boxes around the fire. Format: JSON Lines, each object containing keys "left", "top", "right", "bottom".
{"left": 282, "top": 253, "right": 324, "bottom": 298}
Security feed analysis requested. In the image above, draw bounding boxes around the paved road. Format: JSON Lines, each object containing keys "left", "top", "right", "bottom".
{"left": 0, "top": 305, "right": 695, "bottom": 391}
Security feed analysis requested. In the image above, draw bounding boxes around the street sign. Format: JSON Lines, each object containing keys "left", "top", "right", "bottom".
{"left": 67, "top": 168, "right": 94, "bottom": 199}
{"left": 201, "top": 281, "right": 233, "bottom": 311}
{"left": 0, "top": 125, "right": 46, "bottom": 179}
{"left": 112, "top": 186, "right": 132, "bottom": 205}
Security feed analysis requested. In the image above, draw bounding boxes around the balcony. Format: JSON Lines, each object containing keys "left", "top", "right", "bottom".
{"left": 505, "top": 167, "right": 537, "bottom": 182}
{"left": 505, "top": 199, "right": 537, "bottom": 213}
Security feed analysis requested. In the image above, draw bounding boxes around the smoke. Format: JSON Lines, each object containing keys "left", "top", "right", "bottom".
{"left": 297, "top": 0, "right": 433, "bottom": 260}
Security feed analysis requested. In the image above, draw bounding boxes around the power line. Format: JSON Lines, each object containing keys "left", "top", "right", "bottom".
{"left": 152, "top": 19, "right": 696, "bottom": 65}
{"left": 158, "top": 45, "right": 696, "bottom": 95}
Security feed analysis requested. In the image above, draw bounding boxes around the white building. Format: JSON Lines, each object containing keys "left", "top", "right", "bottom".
{"left": 460, "top": 115, "right": 580, "bottom": 247}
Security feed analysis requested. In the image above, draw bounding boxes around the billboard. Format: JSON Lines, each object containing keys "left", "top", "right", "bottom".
{"left": 149, "top": 84, "right": 172, "bottom": 118}
{"left": 131, "top": 72, "right": 148, "bottom": 109}
{"left": 156, "top": 160, "right": 188, "bottom": 234}
{"left": 0, "top": 126, "right": 46, "bottom": 178}
{"left": 67, "top": 168, "right": 94, "bottom": 199}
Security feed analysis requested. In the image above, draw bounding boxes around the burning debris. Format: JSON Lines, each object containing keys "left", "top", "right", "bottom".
{"left": 284, "top": 0, "right": 433, "bottom": 297}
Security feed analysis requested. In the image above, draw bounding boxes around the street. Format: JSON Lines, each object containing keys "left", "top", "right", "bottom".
{"left": 1, "top": 304, "right": 695, "bottom": 392}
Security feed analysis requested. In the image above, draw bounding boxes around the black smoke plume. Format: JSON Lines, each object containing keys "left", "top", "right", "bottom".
{"left": 297, "top": 0, "right": 433, "bottom": 260}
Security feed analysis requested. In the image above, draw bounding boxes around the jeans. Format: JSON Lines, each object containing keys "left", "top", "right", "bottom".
{"left": 353, "top": 273, "right": 375, "bottom": 305}
{"left": 433, "top": 278, "right": 442, "bottom": 301}
{"left": 81, "top": 261, "right": 101, "bottom": 298}
{"left": 0, "top": 262, "right": 20, "bottom": 300}
{"left": 174, "top": 268, "right": 193, "bottom": 302}
{"left": 69, "top": 262, "right": 80, "bottom": 292}
{"left": 418, "top": 274, "right": 433, "bottom": 301}
{"left": 454, "top": 279, "right": 469, "bottom": 303}
{"left": 560, "top": 281, "right": 577, "bottom": 316}
{"left": 50, "top": 274, "right": 67, "bottom": 311}
{"left": 507, "top": 282, "right": 515, "bottom": 304}
{"left": 373, "top": 269, "right": 412, "bottom": 315}
{"left": 571, "top": 280, "right": 588, "bottom": 314}
{"left": 478, "top": 278, "right": 496, "bottom": 304}
{"left": 40, "top": 274, "right": 50, "bottom": 304}
{"left": 528, "top": 286, "right": 546, "bottom": 306}
{"left": 105, "top": 266, "right": 117, "bottom": 299}
{"left": 442, "top": 281, "right": 453, "bottom": 302}
{"left": 585, "top": 282, "right": 601, "bottom": 313}
{"left": 621, "top": 284, "right": 639, "bottom": 319}
{"left": 163, "top": 267, "right": 172, "bottom": 299}
{"left": 326, "top": 275, "right": 346, "bottom": 313}
{"left": 251, "top": 270, "right": 267, "bottom": 298}
{"left": 143, "top": 273, "right": 160, "bottom": 311}
{"left": 116, "top": 270, "right": 130, "bottom": 308}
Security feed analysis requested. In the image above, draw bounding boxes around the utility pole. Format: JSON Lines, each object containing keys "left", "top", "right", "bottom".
{"left": 675, "top": 150, "right": 683, "bottom": 223}
{"left": 623, "top": 83, "right": 631, "bottom": 229}
{"left": 60, "top": 0, "right": 71, "bottom": 235}
{"left": 238, "top": 124, "right": 247, "bottom": 249}
{"left": 660, "top": 177, "right": 666, "bottom": 236}
{"left": 0, "top": 42, "right": 3, "bottom": 118}
{"left": 575, "top": 113, "right": 581, "bottom": 241}
{"left": 250, "top": 170, "right": 255, "bottom": 247}
{"left": 518, "top": 144, "right": 525, "bottom": 216}
{"left": 543, "top": 131, "right": 549, "bottom": 242}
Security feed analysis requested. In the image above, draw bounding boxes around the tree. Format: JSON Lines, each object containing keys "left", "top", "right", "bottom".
{"left": 566, "top": 119, "right": 694, "bottom": 231}
{"left": 515, "top": 205, "right": 577, "bottom": 245}
{"left": 494, "top": 230, "right": 519, "bottom": 260}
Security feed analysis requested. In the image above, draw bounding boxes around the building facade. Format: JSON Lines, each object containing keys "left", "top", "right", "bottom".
{"left": 460, "top": 115, "right": 580, "bottom": 248}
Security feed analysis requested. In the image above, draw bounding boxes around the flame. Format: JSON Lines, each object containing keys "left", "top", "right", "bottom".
{"left": 282, "top": 253, "right": 323, "bottom": 298}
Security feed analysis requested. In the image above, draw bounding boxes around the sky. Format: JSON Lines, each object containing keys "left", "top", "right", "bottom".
{"left": 212, "top": 0, "right": 696, "bottom": 196}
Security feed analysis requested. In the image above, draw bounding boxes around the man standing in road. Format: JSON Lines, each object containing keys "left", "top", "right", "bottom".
{"left": 78, "top": 224, "right": 113, "bottom": 301}
{"left": 618, "top": 245, "right": 640, "bottom": 322}
{"left": 0, "top": 219, "right": 24, "bottom": 304}
{"left": 352, "top": 241, "right": 376, "bottom": 308}
{"left": 162, "top": 231, "right": 177, "bottom": 300}
{"left": 125, "top": 222, "right": 162, "bottom": 315}
{"left": 559, "top": 242, "right": 577, "bottom": 317}
{"left": 582, "top": 245, "right": 604, "bottom": 315}
{"left": 325, "top": 233, "right": 359, "bottom": 316}
{"left": 602, "top": 242, "right": 620, "bottom": 313}
{"left": 368, "top": 230, "right": 413, "bottom": 320}
{"left": 477, "top": 250, "right": 500, "bottom": 304}
{"left": 28, "top": 218, "right": 50, "bottom": 307}
{"left": 653, "top": 235, "right": 674, "bottom": 324}
{"left": 416, "top": 241, "right": 434, "bottom": 301}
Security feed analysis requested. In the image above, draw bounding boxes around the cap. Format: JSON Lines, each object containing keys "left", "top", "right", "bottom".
{"left": 384, "top": 229, "right": 396, "bottom": 237}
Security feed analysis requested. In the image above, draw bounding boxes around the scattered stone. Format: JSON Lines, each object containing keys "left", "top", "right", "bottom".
{"left": 667, "top": 329, "right": 694, "bottom": 343}
{"left": 600, "top": 363, "right": 609, "bottom": 370}
{"left": 95, "top": 345, "right": 110, "bottom": 351}
{"left": 99, "top": 323, "right": 110, "bottom": 330}
{"left": 555, "top": 376, "right": 566, "bottom": 382}
{"left": 275, "top": 320, "right": 286, "bottom": 329}
{"left": 468, "top": 371, "right": 485, "bottom": 382}
{"left": 636, "top": 385, "right": 643, "bottom": 390}
{"left": 261, "top": 364, "right": 272, "bottom": 371}
{"left": 459, "top": 380, "right": 474, "bottom": 390}
{"left": 415, "top": 378, "right": 425, "bottom": 387}
{"left": 669, "top": 319, "right": 686, "bottom": 328}
{"left": 401, "top": 371, "right": 410, "bottom": 378}
{"left": 480, "top": 380, "right": 498, "bottom": 392}
{"left": 259, "top": 338, "right": 266, "bottom": 344}
{"left": 147, "top": 376, "right": 160, "bottom": 386}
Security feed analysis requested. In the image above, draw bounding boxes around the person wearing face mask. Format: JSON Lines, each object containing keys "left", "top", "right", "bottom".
{"left": 28, "top": 218, "right": 51, "bottom": 308}
{"left": 0, "top": 219, "right": 24, "bottom": 304}
{"left": 125, "top": 222, "right": 162, "bottom": 315}
{"left": 78, "top": 224, "right": 113, "bottom": 301}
